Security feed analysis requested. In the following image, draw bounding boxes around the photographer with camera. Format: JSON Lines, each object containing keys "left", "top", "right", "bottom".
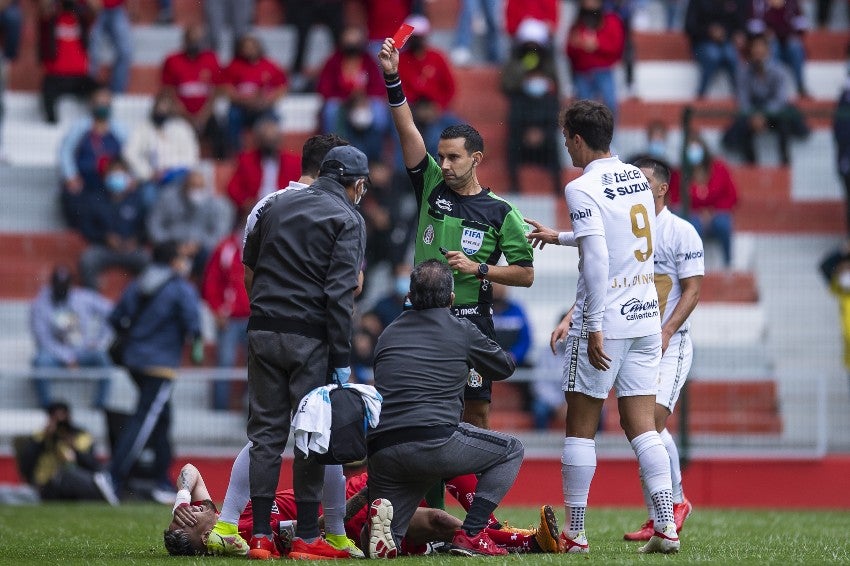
{"left": 16, "top": 401, "right": 118, "bottom": 504}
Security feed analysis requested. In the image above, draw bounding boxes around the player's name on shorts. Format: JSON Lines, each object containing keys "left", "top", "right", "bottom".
{"left": 611, "top": 273, "right": 655, "bottom": 289}
{"left": 619, "top": 297, "right": 659, "bottom": 321}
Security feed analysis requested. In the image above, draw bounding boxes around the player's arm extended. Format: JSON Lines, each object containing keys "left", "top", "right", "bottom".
{"left": 661, "top": 275, "right": 702, "bottom": 352}
{"left": 578, "top": 234, "right": 612, "bottom": 370}
{"left": 378, "top": 38, "right": 427, "bottom": 169}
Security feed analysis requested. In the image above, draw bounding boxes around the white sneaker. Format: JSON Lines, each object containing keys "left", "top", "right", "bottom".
{"left": 638, "top": 522, "right": 680, "bottom": 554}
{"left": 92, "top": 472, "right": 119, "bottom": 506}
{"left": 368, "top": 498, "right": 397, "bottom": 559}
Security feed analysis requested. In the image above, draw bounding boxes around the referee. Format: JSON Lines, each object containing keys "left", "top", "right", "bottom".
{"left": 242, "top": 146, "right": 368, "bottom": 559}
{"left": 378, "top": 37, "right": 535, "bottom": 430}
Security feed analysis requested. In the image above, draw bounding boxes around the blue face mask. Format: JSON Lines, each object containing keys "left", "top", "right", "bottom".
{"left": 106, "top": 171, "right": 130, "bottom": 194}
{"left": 395, "top": 276, "right": 410, "bottom": 297}
{"left": 686, "top": 143, "right": 704, "bottom": 165}
{"left": 647, "top": 140, "right": 666, "bottom": 158}
{"left": 522, "top": 76, "right": 550, "bottom": 98}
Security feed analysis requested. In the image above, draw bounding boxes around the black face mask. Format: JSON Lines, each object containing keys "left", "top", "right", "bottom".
{"left": 259, "top": 143, "right": 278, "bottom": 157}
{"left": 51, "top": 280, "right": 70, "bottom": 303}
{"left": 407, "top": 36, "right": 425, "bottom": 53}
{"left": 185, "top": 43, "right": 201, "bottom": 57}
{"left": 578, "top": 8, "right": 602, "bottom": 28}
{"left": 151, "top": 112, "right": 169, "bottom": 127}
{"left": 61, "top": 0, "right": 76, "bottom": 11}
{"left": 341, "top": 44, "right": 364, "bottom": 57}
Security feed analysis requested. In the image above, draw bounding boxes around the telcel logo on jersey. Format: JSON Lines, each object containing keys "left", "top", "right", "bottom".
{"left": 620, "top": 297, "right": 659, "bottom": 320}
{"left": 684, "top": 250, "right": 704, "bottom": 260}
{"left": 570, "top": 208, "right": 592, "bottom": 222}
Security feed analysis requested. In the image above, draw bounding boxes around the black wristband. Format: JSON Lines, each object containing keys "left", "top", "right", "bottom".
{"left": 384, "top": 73, "right": 406, "bottom": 107}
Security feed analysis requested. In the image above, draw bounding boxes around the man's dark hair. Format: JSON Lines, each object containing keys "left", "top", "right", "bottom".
{"left": 409, "top": 260, "right": 454, "bottom": 310}
{"left": 152, "top": 240, "right": 181, "bottom": 265}
{"left": 560, "top": 100, "right": 614, "bottom": 152}
{"left": 633, "top": 157, "right": 671, "bottom": 185}
{"left": 46, "top": 401, "right": 69, "bottom": 417}
{"left": 440, "top": 124, "right": 484, "bottom": 154}
{"left": 163, "top": 528, "right": 199, "bottom": 556}
{"left": 301, "top": 134, "right": 349, "bottom": 178}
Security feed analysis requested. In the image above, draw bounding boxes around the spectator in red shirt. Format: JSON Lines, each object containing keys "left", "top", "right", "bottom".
{"left": 316, "top": 25, "right": 389, "bottom": 160}
{"left": 201, "top": 215, "right": 251, "bottom": 411}
{"left": 161, "top": 24, "right": 226, "bottom": 158}
{"left": 504, "top": 0, "right": 558, "bottom": 38}
{"left": 398, "top": 15, "right": 456, "bottom": 111}
{"left": 88, "top": 0, "right": 133, "bottom": 93}
{"left": 669, "top": 133, "right": 738, "bottom": 269}
{"left": 361, "top": 0, "right": 412, "bottom": 53}
{"left": 566, "top": 0, "right": 625, "bottom": 121}
{"left": 226, "top": 115, "right": 301, "bottom": 212}
{"left": 0, "top": 0, "right": 23, "bottom": 160}
{"left": 223, "top": 34, "right": 288, "bottom": 155}
{"left": 38, "top": 0, "right": 100, "bottom": 124}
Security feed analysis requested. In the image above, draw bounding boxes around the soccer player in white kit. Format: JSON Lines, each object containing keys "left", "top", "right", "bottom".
{"left": 621, "top": 157, "right": 704, "bottom": 541}
{"left": 526, "top": 101, "right": 679, "bottom": 554}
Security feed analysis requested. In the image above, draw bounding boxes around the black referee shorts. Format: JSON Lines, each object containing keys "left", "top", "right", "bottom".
{"left": 451, "top": 308, "right": 496, "bottom": 403}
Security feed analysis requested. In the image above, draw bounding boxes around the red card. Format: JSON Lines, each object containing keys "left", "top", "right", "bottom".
{"left": 392, "top": 23, "right": 415, "bottom": 49}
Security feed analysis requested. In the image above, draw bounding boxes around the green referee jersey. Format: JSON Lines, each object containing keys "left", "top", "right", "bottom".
{"left": 408, "top": 154, "right": 534, "bottom": 306}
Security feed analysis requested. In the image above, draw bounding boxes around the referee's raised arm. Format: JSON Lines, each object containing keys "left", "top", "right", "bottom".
{"left": 378, "top": 38, "right": 427, "bottom": 169}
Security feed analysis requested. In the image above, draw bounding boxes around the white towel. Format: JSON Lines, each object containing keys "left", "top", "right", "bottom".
{"left": 292, "top": 383, "right": 382, "bottom": 457}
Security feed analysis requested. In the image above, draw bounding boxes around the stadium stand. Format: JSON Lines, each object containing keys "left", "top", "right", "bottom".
{"left": 0, "top": 0, "right": 848, "bottom": 464}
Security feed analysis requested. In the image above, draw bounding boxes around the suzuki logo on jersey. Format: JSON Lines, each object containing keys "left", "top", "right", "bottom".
{"left": 435, "top": 197, "right": 453, "bottom": 211}
{"left": 604, "top": 182, "right": 650, "bottom": 200}
{"left": 570, "top": 208, "right": 592, "bottom": 222}
{"left": 620, "top": 297, "right": 659, "bottom": 320}
{"left": 684, "top": 250, "right": 704, "bottom": 260}
{"left": 461, "top": 228, "right": 484, "bottom": 255}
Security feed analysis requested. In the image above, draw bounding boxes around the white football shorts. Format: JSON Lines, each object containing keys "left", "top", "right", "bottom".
{"left": 656, "top": 330, "right": 693, "bottom": 412}
{"left": 562, "top": 333, "right": 661, "bottom": 399}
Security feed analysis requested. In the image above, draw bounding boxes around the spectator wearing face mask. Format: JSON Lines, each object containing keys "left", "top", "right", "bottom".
{"left": 502, "top": 18, "right": 562, "bottom": 194}
{"left": 627, "top": 120, "right": 672, "bottom": 164}
{"left": 30, "top": 265, "right": 113, "bottom": 409}
{"left": 107, "top": 240, "right": 202, "bottom": 501}
{"left": 225, "top": 115, "right": 301, "bottom": 212}
{"left": 123, "top": 90, "right": 200, "bottom": 210}
{"left": 161, "top": 24, "right": 226, "bottom": 158}
{"left": 77, "top": 158, "right": 149, "bottom": 290}
{"left": 58, "top": 86, "right": 128, "bottom": 237}
{"left": 316, "top": 25, "right": 389, "bottom": 161}
{"left": 721, "top": 33, "right": 809, "bottom": 165}
{"left": 820, "top": 242, "right": 850, "bottom": 390}
{"left": 222, "top": 34, "right": 288, "bottom": 155}
{"left": 565, "top": 0, "right": 625, "bottom": 121}
{"left": 669, "top": 134, "right": 738, "bottom": 270}
{"left": 37, "top": 0, "right": 100, "bottom": 124}
{"left": 147, "top": 169, "right": 234, "bottom": 279}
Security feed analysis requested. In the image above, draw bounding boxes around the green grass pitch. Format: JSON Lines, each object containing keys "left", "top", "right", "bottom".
{"left": 1, "top": 503, "right": 848, "bottom": 565}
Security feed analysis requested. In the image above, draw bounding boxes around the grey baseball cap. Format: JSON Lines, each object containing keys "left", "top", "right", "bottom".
{"left": 320, "top": 146, "right": 370, "bottom": 177}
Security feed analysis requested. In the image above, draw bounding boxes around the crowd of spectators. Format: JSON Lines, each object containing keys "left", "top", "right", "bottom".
{"left": 3, "top": 0, "right": 841, "bottom": 420}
